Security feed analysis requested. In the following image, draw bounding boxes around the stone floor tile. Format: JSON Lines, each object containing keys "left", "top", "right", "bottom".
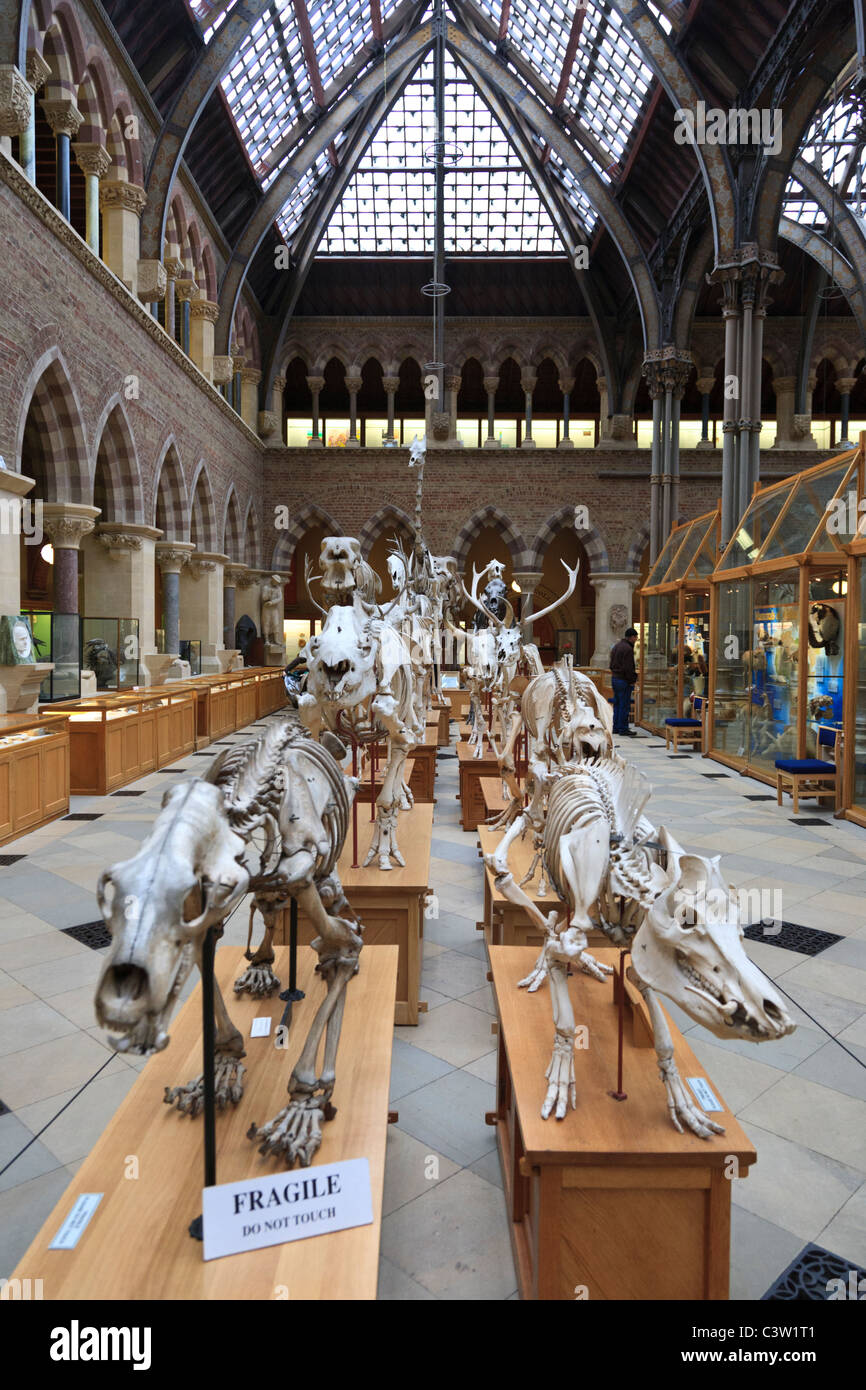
{"left": 388, "top": 1038, "right": 454, "bottom": 1102}
{"left": 394, "top": 999, "right": 497, "bottom": 1067}
{"left": 377, "top": 1254, "right": 437, "bottom": 1300}
{"left": 739, "top": 1073, "right": 866, "bottom": 1170}
{"left": 781, "top": 957, "right": 866, "bottom": 1008}
{"left": 0, "top": 971, "right": 37, "bottom": 1013}
{"left": 462, "top": 1050, "right": 497, "bottom": 1083}
{"left": 10, "top": 951, "right": 104, "bottom": 1000}
{"left": 686, "top": 1036, "right": 787, "bottom": 1113}
{"left": 0, "top": 1031, "right": 126, "bottom": 1110}
{"left": 732, "top": 1121, "right": 863, "bottom": 1239}
{"left": 421, "top": 949, "right": 488, "bottom": 999}
{"left": 814, "top": 1181, "right": 866, "bottom": 1267}
{"left": 391, "top": 1068, "right": 496, "bottom": 1167}
{"left": 793, "top": 1038, "right": 866, "bottom": 1105}
{"left": 0, "top": 1112, "right": 65, "bottom": 1194}
{"left": 0, "top": 930, "right": 90, "bottom": 973}
{"left": 0, "top": 1167, "right": 75, "bottom": 1278}
{"left": 381, "top": 1125, "right": 460, "bottom": 1216}
{"left": 381, "top": 1169, "right": 516, "bottom": 1299}
{"left": 729, "top": 1206, "right": 808, "bottom": 1300}
{"left": 0, "top": 1000, "right": 80, "bottom": 1058}
{"left": 14, "top": 1067, "right": 138, "bottom": 1165}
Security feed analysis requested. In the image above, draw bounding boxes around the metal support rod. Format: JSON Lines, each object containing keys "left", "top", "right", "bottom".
{"left": 432, "top": 0, "right": 446, "bottom": 411}
{"left": 201, "top": 926, "right": 217, "bottom": 1189}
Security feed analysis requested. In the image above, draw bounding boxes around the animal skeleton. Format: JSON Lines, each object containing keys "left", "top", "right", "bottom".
{"left": 94, "top": 713, "right": 362, "bottom": 1167}
{"left": 487, "top": 756, "right": 794, "bottom": 1134}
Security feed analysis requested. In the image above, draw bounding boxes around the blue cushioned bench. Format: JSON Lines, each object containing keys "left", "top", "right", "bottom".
{"left": 665, "top": 695, "right": 705, "bottom": 752}
{"left": 775, "top": 726, "right": 841, "bottom": 813}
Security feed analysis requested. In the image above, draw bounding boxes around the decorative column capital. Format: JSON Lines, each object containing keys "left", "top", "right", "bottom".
{"left": 136, "top": 259, "right": 167, "bottom": 302}
{"left": 272, "top": 374, "right": 286, "bottom": 392}
{"left": 26, "top": 51, "right": 51, "bottom": 94}
{"left": 164, "top": 256, "right": 185, "bottom": 279}
{"left": 344, "top": 376, "right": 363, "bottom": 393}
{"left": 483, "top": 375, "right": 499, "bottom": 394}
{"left": 212, "top": 356, "right": 234, "bottom": 386}
{"left": 174, "top": 278, "right": 199, "bottom": 303}
{"left": 155, "top": 541, "right": 195, "bottom": 575}
{"left": 835, "top": 377, "right": 858, "bottom": 395}
{"left": 771, "top": 375, "right": 797, "bottom": 393}
{"left": 445, "top": 374, "right": 462, "bottom": 393}
{"left": 188, "top": 550, "right": 228, "bottom": 577}
{"left": 96, "top": 522, "right": 162, "bottom": 555}
{"left": 306, "top": 375, "right": 325, "bottom": 393}
{"left": 382, "top": 376, "right": 400, "bottom": 393}
{"left": 240, "top": 367, "right": 261, "bottom": 386}
{"left": 99, "top": 179, "right": 147, "bottom": 215}
{"left": 642, "top": 347, "right": 692, "bottom": 397}
{"left": 558, "top": 375, "right": 575, "bottom": 396}
{"left": 512, "top": 570, "right": 543, "bottom": 596}
{"left": 520, "top": 373, "right": 537, "bottom": 394}
{"left": 694, "top": 377, "right": 715, "bottom": 396}
{"left": 189, "top": 298, "right": 219, "bottom": 323}
{"left": 0, "top": 66, "right": 34, "bottom": 138}
{"left": 236, "top": 568, "right": 259, "bottom": 589}
{"left": 40, "top": 96, "right": 83, "bottom": 139}
{"left": 232, "top": 353, "right": 247, "bottom": 373}
{"left": 41, "top": 502, "right": 100, "bottom": 549}
{"left": 224, "top": 564, "right": 249, "bottom": 588}
{"left": 596, "top": 375, "right": 608, "bottom": 392}
{"left": 258, "top": 410, "right": 280, "bottom": 439}
{"left": 73, "top": 141, "right": 111, "bottom": 178}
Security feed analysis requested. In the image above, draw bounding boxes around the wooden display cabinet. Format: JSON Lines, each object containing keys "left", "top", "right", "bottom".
{"left": 0, "top": 712, "right": 69, "bottom": 844}
{"left": 489, "top": 946, "right": 756, "bottom": 1300}
{"left": 51, "top": 688, "right": 196, "bottom": 795}
{"left": 457, "top": 739, "right": 501, "bottom": 830}
{"left": 193, "top": 668, "right": 285, "bottom": 746}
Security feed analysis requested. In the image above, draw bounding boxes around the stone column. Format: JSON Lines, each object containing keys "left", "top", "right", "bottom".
{"left": 445, "top": 373, "right": 463, "bottom": 447}
{"left": 72, "top": 142, "right": 110, "bottom": 253}
{"left": 223, "top": 564, "right": 247, "bottom": 650}
{"left": 483, "top": 375, "right": 499, "bottom": 448}
{"left": 0, "top": 467, "right": 53, "bottom": 712}
{"left": 382, "top": 375, "right": 399, "bottom": 445}
{"left": 513, "top": 570, "right": 543, "bottom": 642}
{"left": 695, "top": 376, "right": 715, "bottom": 449}
{"left": 231, "top": 354, "right": 246, "bottom": 415}
{"left": 174, "top": 279, "right": 198, "bottom": 356}
{"left": 189, "top": 298, "right": 219, "bottom": 381}
{"left": 155, "top": 542, "right": 194, "bottom": 656}
{"left": 836, "top": 376, "right": 857, "bottom": 448}
{"left": 21, "top": 53, "right": 50, "bottom": 182}
{"left": 266, "top": 374, "right": 286, "bottom": 444}
{"left": 771, "top": 376, "right": 800, "bottom": 449}
{"left": 344, "top": 375, "right": 362, "bottom": 448}
{"left": 608, "top": 414, "right": 635, "bottom": 449}
{"left": 181, "top": 552, "right": 230, "bottom": 673}
{"left": 85, "top": 523, "right": 163, "bottom": 683}
{"left": 213, "top": 355, "right": 233, "bottom": 401}
{"left": 163, "top": 256, "right": 184, "bottom": 339}
{"left": 41, "top": 503, "right": 99, "bottom": 613}
{"left": 240, "top": 368, "right": 261, "bottom": 432}
{"left": 589, "top": 572, "right": 640, "bottom": 668}
{"left": 557, "top": 375, "right": 574, "bottom": 449}
{"left": 99, "top": 180, "right": 147, "bottom": 294}
{"left": 41, "top": 96, "right": 83, "bottom": 220}
{"left": 596, "top": 375, "right": 610, "bottom": 443}
{"left": 257, "top": 410, "right": 280, "bottom": 442}
{"left": 521, "top": 372, "right": 537, "bottom": 450}
{"left": 0, "top": 65, "right": 34, "bottom": 166}
{"left": 643, "top": 363, "right": 664, "bottom": 563}
{"left": 307, "top": 375, "right": 324, "bottom": 446}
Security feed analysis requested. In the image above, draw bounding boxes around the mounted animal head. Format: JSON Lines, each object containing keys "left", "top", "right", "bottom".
{"left": 304, "top": 600, "right": 379, "bottom": 708}
{"left": 318, "top": 536, "right": 382, "bottom": 606}
{"left": 462, "top": 563, "right": 514, "bottom": 631}
{"left": 632, "top": 836, "right": 794, "bottom": 1043}
{"left": 463, "top": 625, "right": 499, "bottom": 685}
{"left": 94, "top": 781, "right": 248, "bottom": 1055}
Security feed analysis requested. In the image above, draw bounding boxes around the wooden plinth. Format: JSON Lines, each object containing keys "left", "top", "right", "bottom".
{"left": 489, "top": 946, "right": 756, "bottom": 1301}
{"left": 275, "top": 802, "right": 432, "bottom": 1025}
{"left": 446, "top": 688, "right": 471, "bottom": 720}
{"left": 428, "top": 706, "right": 450, "bottom": 746}
{"left": 354, "top": 757, "right": 416, "bottom": 803}
{"left": 480, "top": 775, "right": 510, "bottom": 819}
{"left": 12, "top": 944, "right": 398, "bottom": 1301}
{"left": 407, "top": 724, "right": 438, "bottom": 800}
{"left": 457, "top": 740, "right": 500, "bottom": 830}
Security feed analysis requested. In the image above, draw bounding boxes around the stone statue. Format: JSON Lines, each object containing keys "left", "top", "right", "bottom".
{"left": 261, "top": 574, "right": 284, "bottom": 646}
{"left": 609, "top": 602, "right": 629, "bottom": 638}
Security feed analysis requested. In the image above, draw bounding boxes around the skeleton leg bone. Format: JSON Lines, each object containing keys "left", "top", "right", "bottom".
{"left": 233, "top": 899, "right": 282, "bottom": 997}
{"left": 165, "top": 972, "right": 246, "bottom": 1115}
{"left": 630, "top": 967, "right": 725, "bottom": 1139}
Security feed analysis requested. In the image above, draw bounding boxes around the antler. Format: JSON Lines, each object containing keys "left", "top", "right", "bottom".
{"left": 303, "top": 554, "right": 328, "bottom": 617}
{"left": 461, "top": 564, "right": 506, "bottom": 630}
{"left": 522, "top": 558, "right": 580, "bottom": 628}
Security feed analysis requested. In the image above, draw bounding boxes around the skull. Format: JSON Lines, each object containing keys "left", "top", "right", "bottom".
{"left": 305, "top": 603, "right": 378, "bottom": 706}
{"left": 320, "top": 537, "right": 363, "bottom": 596}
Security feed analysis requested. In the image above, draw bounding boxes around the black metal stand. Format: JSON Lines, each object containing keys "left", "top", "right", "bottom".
{"left": 189, "top": 924, "right": 218, "bottom": 1242}
{"left": 278, "top": 897, "right": 305, "bottom": 1031}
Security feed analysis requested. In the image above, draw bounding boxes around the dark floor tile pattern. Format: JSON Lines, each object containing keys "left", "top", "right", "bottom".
{"left": 745, "top": 794, "right": 776, "bottom": 801}
{"left": 762, "top": 1244, "right": 866, "bottom": 1300}
{"left": 62, "top": 813, "right": 103, "bottom": 821}
{"left": 701, "top": 773, "right": 730, "bottom": 778}
{"left": 110, "top": 790, "right": 145, "bottom": 796}
{"left": 0, "top": 854, "right": 27, "bottom": 866}
{"left": 0, "top": 1098, "right": 8, "bottom": 1116}
{"left": 790, "top": 818, "right": 834, "bottom": 827}
{"left": 743, "top": 920, "right": 843, "bottom": 956}
{"left": 62, "top": 921, "right": 113, "bottom": 950}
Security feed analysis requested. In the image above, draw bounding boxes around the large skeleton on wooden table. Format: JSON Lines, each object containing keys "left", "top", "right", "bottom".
{"left": 487, "top": 756, "right": 794, "bottom": 1134}
{"left": 93, "top": 713, "right": 362, "bottom": 1167}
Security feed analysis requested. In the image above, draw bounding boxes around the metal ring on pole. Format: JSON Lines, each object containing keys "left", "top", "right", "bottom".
{"left": 424, "top": 140, "right": 463, "bottom": 166}
{"left": 421, "top": 280, "right": 451, "bottom": 296}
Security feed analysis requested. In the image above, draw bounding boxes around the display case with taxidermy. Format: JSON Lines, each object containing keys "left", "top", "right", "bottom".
{"left": 0, "top": 615, "right": 36, "bottom": 664}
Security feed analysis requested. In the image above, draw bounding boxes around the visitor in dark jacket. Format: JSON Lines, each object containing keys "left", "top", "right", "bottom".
{"left": 610, "top": 628, "right": 638, "bottom": 736}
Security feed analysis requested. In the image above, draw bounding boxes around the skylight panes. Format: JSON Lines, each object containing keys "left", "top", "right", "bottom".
{"left": 308, "top": 53, "right": 565, "bottom": 254}
{"left": 784, "top": 85, "right": 866, "bottom": 228}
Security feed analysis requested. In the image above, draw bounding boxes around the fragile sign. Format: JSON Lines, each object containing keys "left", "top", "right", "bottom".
{"left": 202, "top": 1157, "right": 373, "bottom": 1261}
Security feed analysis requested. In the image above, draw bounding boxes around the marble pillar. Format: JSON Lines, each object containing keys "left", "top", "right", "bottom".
{"left": 589, "top": 572, "right": 639, "bottom": 668}
{"left": 41, "top": 503, "right": 99, "bottom": 613}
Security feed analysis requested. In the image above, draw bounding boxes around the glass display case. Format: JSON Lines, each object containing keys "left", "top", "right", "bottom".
{"left": 52, "top": 688, "right": 196, "bottom": 794}
{"left": 0, "top": 711, "right": 70, "bottom": 842}
{"left": 82, "top": 618, "right": 139, "bottom": 691}
{"left": 22, "top": 611, "right": 81, "bottom": 702}
{"left": 179, "top": 639, "right": 202, "bottom": 675}
{"left": 638, "top": 510, "right": 718, "bottom": 735}
{"left": 710, "top": 443, "right": 862, "bottom": 811}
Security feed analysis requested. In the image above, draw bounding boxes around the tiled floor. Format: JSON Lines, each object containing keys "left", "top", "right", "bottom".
{"left": 0, "top": 717, "right": 864, "bottom": 1299}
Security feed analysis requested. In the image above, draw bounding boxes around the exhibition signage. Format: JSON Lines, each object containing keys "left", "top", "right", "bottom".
{"left": 202, "top": 1157, "right": 373, "bottom": 1260}
{"left": 49, "top": 1194, "right": 103, "bottom": 1250}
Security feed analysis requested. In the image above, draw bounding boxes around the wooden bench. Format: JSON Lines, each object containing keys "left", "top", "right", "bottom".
{"left": 775, "top": 726, "right": 842, "bottom": 814}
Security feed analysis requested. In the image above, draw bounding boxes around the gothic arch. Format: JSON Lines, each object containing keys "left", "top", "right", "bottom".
{"left": 358, "top": 504, "right": 416, "bottom": 558}
{"left": 17, "top": 347, "right": 89, "bottom": 502}
{"left": 627, "top": 522, "right": 652, "bottom": 574}
{"left": 453, "top": 506, "right": 532, "bottom": 573}
{"left": 222, "top": 485, "right": 244, "bottom": 561}
{"left": 532, "top": 505, "right": 610, "bottom": 575}
{"left": 270, "top": 501, "right": 341, "bottom": 569}
{"left": 243, "top": 500, "right": 261, "bottom": 569}
{"left": 189, "top": 462, "right": 218, "bottom": 552}
{"left": 152, "top": 437, "right": 187, "bottom": 540}
{"left": 92, "top": 397, "right": 142, "bottom": 523}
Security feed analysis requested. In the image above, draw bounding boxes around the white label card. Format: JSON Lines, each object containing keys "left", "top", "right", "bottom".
{"left": 202, "top": 1156, "right": 373, "bottom": 1261}
{"left": 49, "top": 1193, "right": 103, "bottom": 1250}
{"left": 687, "top": 1076, "right": 723, "bottom": 1112}
{"left": 250, "top": 1017, "right": 272, "bottom": 1037}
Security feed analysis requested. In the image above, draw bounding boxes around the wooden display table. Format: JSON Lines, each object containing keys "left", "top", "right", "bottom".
{"left": 489, "top": 946, "right": 756, "bottom": 1300}
{"left": 480, "top": 775, "right": 510, "bottom": 820}
{"left": 275, "top": 802, "right": 432, "bottom": 1025}
{"left": 255, "top": 668, "right": 287, "bottom": 717}
{"left": 445, "top": 688, "right": 471, "bottom": 720}
{"left": 354, "top": 758, "right": 416, "bottom": 804}
{"left": 12, "top": 944, "right": 397, "bottom": 1300}
{"left": 0, "top": 712, "right": 69, "bottom": 844}
{"left": 49, "top": 687, "right": 196, "bottom": 794}
{"left": 457, "top": 740, "right": 500, "bottom": 830}
{"left": 427, "top": 706, "right": 450, "bottom": 747}
{"left": 355, "top": 726, "right": 436, "bottom": 805}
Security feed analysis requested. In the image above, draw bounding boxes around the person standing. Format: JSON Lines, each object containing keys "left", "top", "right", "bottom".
{"left": 610, "top": 627, "right": 638, "bottom": 736}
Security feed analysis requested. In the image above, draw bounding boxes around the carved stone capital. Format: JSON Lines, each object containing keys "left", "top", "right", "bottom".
{"left": 344, "top": 376, "right": 363, "bottom": 394}
{"left": 99, "top": 180, "right": 147, "bottom": 215}
{"left": 431, "top": 410, "right": 450, "bottom": 440}
{"left": 188, "top": 550, "right": 228, "bottom": 577}
{"left": 258, "top": 410, "right": 280, "bottom": 439}
{"left": 240, "top": 367, "right": 261, "bottom": 385}
{"left": 695, "top": 377, "right": 716, "bottom": 396}
{"left": 96, "top": 522, "right": 161, "bottom": 555}
{"left": 835, "top": 377, "right": 858, "bottom": 395}
{"left": 212, "top": 355, "right": 234, "bottom": 386}
{"left": 236, "top": 568, "right": 259, "bottom": 588}
{"left": 512, "top": 570, "right": 543, "bottom": 596}
{"left": 174, "top": 278, "right": 199, "bottom": 303}
{"left": 0, "top": 66, "right": 33, "bottom": 138}
{"left": 224, "top": 564, "right": 248, "bottom": 588}
{"left": 272, "top": 374, "right": 286, "bottom": 392}
{"left": 137, "top": 259, "right": 167, "bottom": 302}
{"left": 521, "top": 374, "right": 537, "bottom": 394}
{"left": 558, "top": 376, "right": 575, "bottom": 396}
{"left": 382, "top": 376, "right": 400, "bottom": 393}
{"left": 445, "top": 374, "right": 462, "bottom": 393}
{"left": 189, "top": 298, "right": 219, "bottom": 323}
{"left": 164, "top": 256, "right": 185, "bottom": 279}
{"left": 40, "top": 96, "right": 83, "bottom": 139}
{"left": 41, "top": 503, "right": 100, "bottom": 549}
{"left": 483, "top": 376, "right": 499, "bottom": 394}
{"left": 642, "top": 347, "right": 692, "bottom": 398}
{"left": 73, "top": 141, "right": 111, "bottom": 179}
{"left": 26, "top": 51, "right": 51, "bottom": 94}
{"left": 232, "top": 354, "right": 247, "bottom": 372}
{"left": 609, "top": 414, "right": 633, "bottom": 441}
{"left": 155, "top": 541, "right": 195, "bottom": 575}
{"left": 306, "top": 375, "right": 325, "bottom": 393}
{"left": 771, "top": 375, "right": 797, "bottom": 394}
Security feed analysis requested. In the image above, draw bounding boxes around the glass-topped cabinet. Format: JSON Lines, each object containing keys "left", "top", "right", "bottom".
{"left": 82, "top": 618, "right": 140, "bottom": 691}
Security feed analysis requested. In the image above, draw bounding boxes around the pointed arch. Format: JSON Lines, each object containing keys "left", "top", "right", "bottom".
{"left": 153, "top": 438, "right": 187, "bottom": 540}
{"left": 452, "top": 506, "right": 532, "bottom": 573}
{"left": 627, "top": 522, "right": 652, "bottom": 574}
{"left": 222, "top": 485, "right": 244, "bottom": 561}
{"left": 17, "top": 348, "right": 89, "bottom": 502}
{"left": 358, "top": 504, "right": 416, "bottom": 559}
{"left": 533, "top": 505, "right": 610, "bottom": 575}
{"left": 243, "top": 499, "right": 261, "bottom": 569}
{"left": 189, "top": 462, "right": 218, "bottom": 552}
{"left": 270, "top": 501, "right": 341, "bottom": 570}
{"left": 92, "top": 398, "right": 142, "bottom": 523}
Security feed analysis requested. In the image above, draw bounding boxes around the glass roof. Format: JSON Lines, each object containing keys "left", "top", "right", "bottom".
{"left": 783, "top": 81, "right": 866, "bottom": 229}
{"left": 715, "top": 453, "right": 859, "bottom": 573}
{"left": 303, "top": 52, "right": 564, "bottom": 254}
